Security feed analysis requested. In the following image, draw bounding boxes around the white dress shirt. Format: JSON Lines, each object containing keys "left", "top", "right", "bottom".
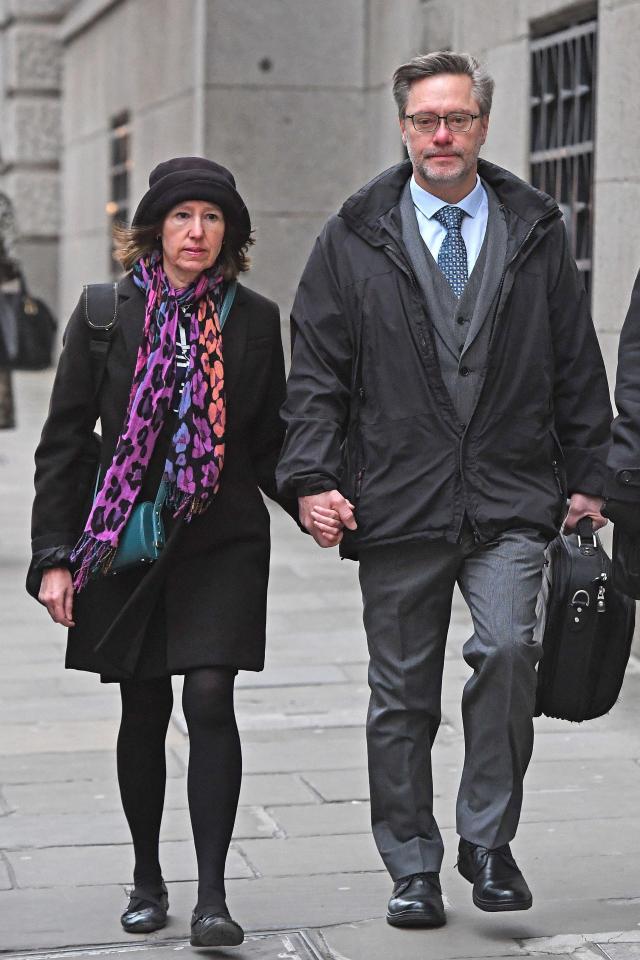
{"left": 409, "top": 174, "right": 489, "bottom": 275}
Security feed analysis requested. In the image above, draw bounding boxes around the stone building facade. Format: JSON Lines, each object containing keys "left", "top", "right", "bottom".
{"left": 3, "top": 0, "right": 639, "bottom": 376}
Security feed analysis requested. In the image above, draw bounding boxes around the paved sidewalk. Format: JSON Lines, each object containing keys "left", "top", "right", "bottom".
{"left": 2, "top": 370, "right": 640, "bottom": 960}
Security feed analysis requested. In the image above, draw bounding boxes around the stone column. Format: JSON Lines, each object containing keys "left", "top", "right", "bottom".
{"left": 0, "top": 0, "right": 66, "bottom": 313}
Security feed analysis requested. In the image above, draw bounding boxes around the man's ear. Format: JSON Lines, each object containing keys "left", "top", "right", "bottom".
{"left": 479, "top": 113, "right": 490, "bottom": 145}
{"left": 399, "top": 117, "right": 407, "bottom": 146}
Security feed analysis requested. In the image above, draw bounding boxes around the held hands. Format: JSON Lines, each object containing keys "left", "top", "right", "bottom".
{"left": 38, "top": 567, "right": 75, "bottom": 627}
{"left": 563, "top": 492, "right": 607, "bottom": 534}
{"left": 298, "top": 489, "right": 357, "bottom": 548}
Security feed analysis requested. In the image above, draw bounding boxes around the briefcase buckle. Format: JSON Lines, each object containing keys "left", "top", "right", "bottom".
{"left": 577, "top": 531, "right": 597, "bottom": 555}
{"left": 571, "top": 589, "right": 590, "bottom": 609}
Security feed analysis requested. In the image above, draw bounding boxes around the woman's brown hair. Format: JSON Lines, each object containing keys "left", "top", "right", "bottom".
{"left": 112, "top": 213, "right": 254, "bottom": 281}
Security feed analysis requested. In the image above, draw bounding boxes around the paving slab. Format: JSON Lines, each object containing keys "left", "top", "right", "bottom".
{"left": 0, "top": 805, "right": 278, "bottom": 849}
{"left": 2, "top": 772, "right": 318, "bottom": 817}
{"left": 0, "top": 692, "right": 121, "bottom": 724}
{"left": 2, "top": 932, "right": 328, "bottom": 960}
{"left": 523, "top": 931, "right": 640, "bottom": 957}
{"left": 0, "top": 641, "right": 64, "bottom": 665}
{"left": 261, "top": 631, "right": 368, "bottom": 666}
{"left": 266, "top": 800, "right": 371, "bottom": 838}
{"left": 521, "top": 758, "right": 640, "bottom": 824}
{"left": 0, "top": 750, "right": 184, "bottom": 784}
{"left": 0, "top": 857, "right": 13, "bottom": 890}
{"left": 238, "top": 773, "right": 319, "bottom": 807}
{"left": 236, "top": 664, "right": 350, "bottom": 688}
{"left": 298, "top": 766, "right": 369, "bottom": 802}
{"left": 313, "top": 918, "right": 640, "bottom": 960}
{"left": 0, "top": 873, "right": 390, "bottom": 951}
{"left": 299, "top": 756, "right": 464, "bottom": 804}
{"left": 596, "top": 946, "right": 640, "bottom": 959}
{"left": 176, "top": 682, "right": 371, "bottom": 731}
{"left": 524, "top": 730, "right": 640, "bottom": 763}
{"left": 178, "top": 728, "right": 372, "bottom": 775}
{"left": 237, "top": 832, "right": 382, "bottom": 878}
{"left": 5, "top": 839, "right": 253, "bottom": 888}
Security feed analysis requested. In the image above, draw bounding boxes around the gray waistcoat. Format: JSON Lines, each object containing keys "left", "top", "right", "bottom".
{"left": 400, "top": 180, "right": 508, "bottom": 425}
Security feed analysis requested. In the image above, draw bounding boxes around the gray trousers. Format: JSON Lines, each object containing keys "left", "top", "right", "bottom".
{"left": 358, "top": 526, "right": 547, "bottom": 880}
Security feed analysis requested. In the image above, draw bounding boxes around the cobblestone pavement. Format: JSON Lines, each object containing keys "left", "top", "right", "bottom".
{"left": 2, "top": 371, "right": 640, "bottom": 960}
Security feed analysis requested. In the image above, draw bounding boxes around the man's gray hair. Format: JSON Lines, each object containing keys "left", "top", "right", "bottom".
{"left": 392, "top": 51, "right": 495, "bottom": 118}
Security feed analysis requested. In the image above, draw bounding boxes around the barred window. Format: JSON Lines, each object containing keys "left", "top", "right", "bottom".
{"left": 530, "top": 18, "right": 597, "bottom": 297}
{"left": 106, "top": 111, "right": 131, "bottom": 277}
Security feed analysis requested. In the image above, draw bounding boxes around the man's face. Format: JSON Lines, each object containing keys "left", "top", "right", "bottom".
{"left": 400, "top": 73, "right": 489, "bottom": 195}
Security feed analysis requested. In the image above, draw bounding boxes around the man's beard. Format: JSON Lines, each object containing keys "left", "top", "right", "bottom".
{"left": 408, "top": 142, "right": 477, "bottom": 185}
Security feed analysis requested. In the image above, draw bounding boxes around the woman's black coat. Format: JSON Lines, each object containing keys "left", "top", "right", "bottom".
{"left": 30, "top": 275, "right": 291, "bottom": 678}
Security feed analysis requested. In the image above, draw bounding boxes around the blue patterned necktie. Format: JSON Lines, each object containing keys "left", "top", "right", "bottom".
{"left": 434, "top": 205, "right": 468, "bottom": 298}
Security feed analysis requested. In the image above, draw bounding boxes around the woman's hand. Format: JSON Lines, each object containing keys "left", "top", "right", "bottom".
{"left": 38, "top": 567, "right": 76, "bottom": 627}
{"left": 299, "top": 491, "right": 357, "bottom": 547}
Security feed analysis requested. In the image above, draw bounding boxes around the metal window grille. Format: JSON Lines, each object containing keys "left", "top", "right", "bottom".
{"left": 530, "top": 19, "right": 597, "bottom": 297}
{"left": 106, "top": 111, "right": 131, "bottom": 276}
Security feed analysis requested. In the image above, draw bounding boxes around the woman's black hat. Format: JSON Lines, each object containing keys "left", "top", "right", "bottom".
{"left": 132, "top": 156, "right": 251, "bottom": 243}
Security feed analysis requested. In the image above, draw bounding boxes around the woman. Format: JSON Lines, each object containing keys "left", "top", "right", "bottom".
{"left": 28, "top": 157, "right": 299, "bottom": 947}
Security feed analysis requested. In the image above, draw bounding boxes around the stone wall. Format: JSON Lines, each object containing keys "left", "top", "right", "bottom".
{"left": 0, "top": 0, "right": 69, "bottom": 313}
{"left": 59, "top": 0, "right": 427, "bottom": 332}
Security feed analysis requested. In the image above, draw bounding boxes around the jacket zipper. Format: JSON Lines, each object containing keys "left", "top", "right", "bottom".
{"left": 459, "top": 207, "right": 560, "bottom": 541}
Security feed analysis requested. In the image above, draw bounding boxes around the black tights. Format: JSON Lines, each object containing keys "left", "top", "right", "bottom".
{"left": 117, "top": 668, "right": 241, "bottom": 912}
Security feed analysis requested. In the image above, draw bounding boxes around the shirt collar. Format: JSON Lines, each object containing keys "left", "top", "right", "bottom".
{"left": 410, "top": 174, "right": 484, "bottom": 220}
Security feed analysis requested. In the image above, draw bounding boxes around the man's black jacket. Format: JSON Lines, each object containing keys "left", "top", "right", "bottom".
{"left": 276, "top": 159, "right": 612, "bottom": 558}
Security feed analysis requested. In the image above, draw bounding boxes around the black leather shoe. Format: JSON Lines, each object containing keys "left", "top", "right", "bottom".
{"left": 190, "top": 908, "right": 244, "bottom": 947}
{"left": 120, "top": 882, "right": 168, "bottom": 933}
{"left": 386, "top": 872, "right": 446, "bottom": 928}
{"left": 457, "top": 839, "right": 532, "bottom": 912}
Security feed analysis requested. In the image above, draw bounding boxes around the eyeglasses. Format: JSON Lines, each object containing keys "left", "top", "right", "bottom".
{"left": 404, "top": 112, "right": 480, "bottom": 134}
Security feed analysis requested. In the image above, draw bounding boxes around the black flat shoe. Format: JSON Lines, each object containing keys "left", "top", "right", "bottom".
{"left": 457, "top": 838, "right": 532, "bottom": 912}
{"left": 120, "top": 881, "right": 169, "bottom": 933}
{"left": 190, "top": 908, "right": 244, "bottom": 947}
{"left": 386, "top": 872, "right": 446, "bottom": 928}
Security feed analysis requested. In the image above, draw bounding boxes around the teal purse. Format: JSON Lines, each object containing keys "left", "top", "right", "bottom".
{"left": 109, "top": 480, "right": 168, "bottom": 574}
{"left": 90, "top": 281, "right": 237, "bottom": 576}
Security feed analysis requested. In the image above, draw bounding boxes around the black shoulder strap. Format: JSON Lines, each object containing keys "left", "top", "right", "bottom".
{"left": 83, "top": 282, "right": 119, "bottom": 399}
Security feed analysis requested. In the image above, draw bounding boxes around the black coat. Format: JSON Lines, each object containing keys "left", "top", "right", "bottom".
{"left": 606, "top": 269, "right": 640, "bottom": 502}
{"left": 276, "top": 159, "right": 612, "bottom": 557}
{"left": 30, "top": 275, "right": 292, "bottom": 678}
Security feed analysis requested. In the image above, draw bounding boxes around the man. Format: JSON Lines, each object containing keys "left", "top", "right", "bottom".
{"left": 277, "top": 52, "right": 612, "bottom": 927}
{"left": 603, "top": 270, "right": 640, "bottom": 531}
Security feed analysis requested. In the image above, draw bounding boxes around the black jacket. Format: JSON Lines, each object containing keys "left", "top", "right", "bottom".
{"left": 606, "top": 269, "right": 640, "bottom": 504}
{"left": 30, "top": 275, "right": 292, "bottom": 677}
{"left": 277, "top": 159, "right": 612, "bottom": 558}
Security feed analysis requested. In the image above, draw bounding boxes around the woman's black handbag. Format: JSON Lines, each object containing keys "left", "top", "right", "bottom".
{"left": 535, "top": 518, "right": 636, "bottom": 721}
{"left": 612, "top": 527, "right": 640, "bottom": 600}
{"left": 1, "top": 274, "right": 57, "bottom": 370}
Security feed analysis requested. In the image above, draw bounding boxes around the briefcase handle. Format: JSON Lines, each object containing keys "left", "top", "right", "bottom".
{"left": 576, "top": 516, "right": 597, "bottom": 555}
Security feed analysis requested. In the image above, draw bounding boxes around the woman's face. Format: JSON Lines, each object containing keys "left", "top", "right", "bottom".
{"left": 160, "top": 200, "right": 225, "bottom": 289}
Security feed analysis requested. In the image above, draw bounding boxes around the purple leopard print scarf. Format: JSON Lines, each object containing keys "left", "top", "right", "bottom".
{"left": 70, "top": 252, "right": 226, "bottom": 590}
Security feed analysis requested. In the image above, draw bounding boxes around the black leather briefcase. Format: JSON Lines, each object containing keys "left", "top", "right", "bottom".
{"left": 535, "top": 518, "right": 635, "bottom": 722}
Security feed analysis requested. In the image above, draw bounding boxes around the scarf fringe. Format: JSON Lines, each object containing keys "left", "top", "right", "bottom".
{"left": 166, "top": 485, "right": 211, "bottom": 521}
{"left": 70, "top": 534, "right": 116, "bottom": 592}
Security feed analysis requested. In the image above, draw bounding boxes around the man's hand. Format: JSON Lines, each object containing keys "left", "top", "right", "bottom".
{"left": 38, "top": 566, "right": 75, "bottom": 627}
{"left": 563, "top": 492, "right": 607, "bottom": 533}
{"left": 299, "top": 490, "right": 357, "bottom": 548}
